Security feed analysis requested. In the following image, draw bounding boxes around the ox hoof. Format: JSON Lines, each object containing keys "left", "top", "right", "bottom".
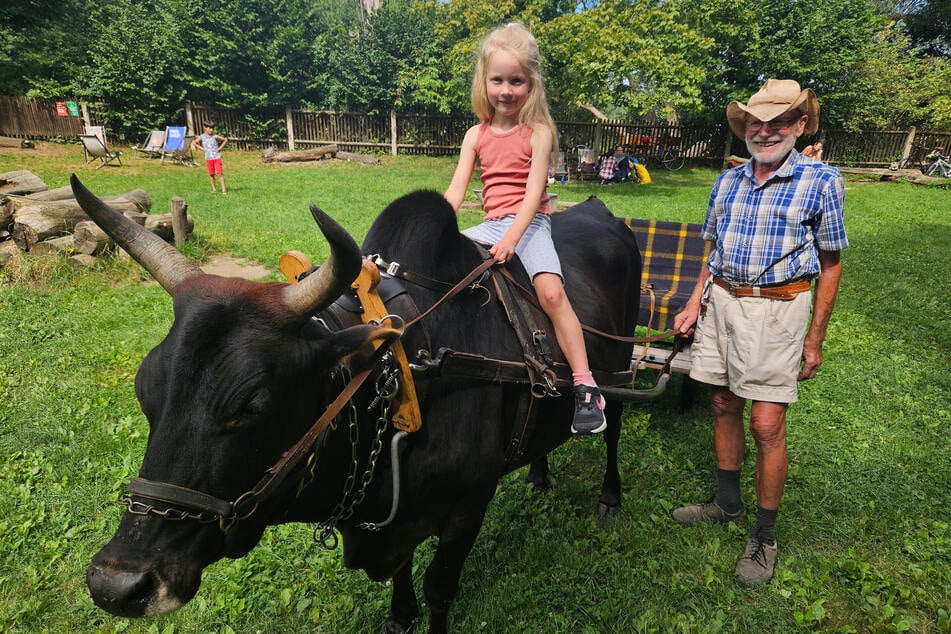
{"left": 598, "top": 502, "right": 621, "bottom": 519}
{"left": 384, "top": 617, "right": 417, "bottom": 634}
{"left": 525, "top": 473, "right": 555, "bottom": 493}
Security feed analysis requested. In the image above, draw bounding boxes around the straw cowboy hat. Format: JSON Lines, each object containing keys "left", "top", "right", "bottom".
{"left": 726, "top": 79, "right": 819, "bottom": 138}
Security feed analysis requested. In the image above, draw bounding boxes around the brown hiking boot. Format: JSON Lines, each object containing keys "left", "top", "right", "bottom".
{"left": 734, "top": 537, "right": 778, "bottom": 585}
{"left": 671, "top": 499, "right": 746, "bottom": 526}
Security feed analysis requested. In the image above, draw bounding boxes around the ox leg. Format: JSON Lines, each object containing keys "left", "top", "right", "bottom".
{"left": 598, "top": 400, "right": 623, "bottom": 518}
{"left": 385, "top": 556, "right": 419, "bottom": 634}
{"left": 525, "top": 456, "right": 555, "bottom": 492}
{"left": 422, "top": 507, "right": 489, "bottom": 634}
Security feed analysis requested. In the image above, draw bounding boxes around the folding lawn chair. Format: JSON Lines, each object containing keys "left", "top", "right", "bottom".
{"left": 132, "top": 130, "right": 166, "bottom": 158}
{"left": 79, "top": 134, "right": 123, "bottom": 169}
{"left": 160, "top": 126, "right": 197, "bottom": 166}
{"left": 85, "top": 126, "right": 107, "bottom": 145}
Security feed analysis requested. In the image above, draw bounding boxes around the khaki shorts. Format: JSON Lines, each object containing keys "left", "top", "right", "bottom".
{"left": 689, "top": 280, "right": 812, "bottom": 403}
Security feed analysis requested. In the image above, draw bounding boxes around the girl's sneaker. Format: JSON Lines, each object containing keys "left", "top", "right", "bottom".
{"left": 571, "top": 385, "right": 606, "bottom": 434}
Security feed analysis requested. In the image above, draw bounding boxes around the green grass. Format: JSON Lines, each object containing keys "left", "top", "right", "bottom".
{"left": 1, "top": 143, "right": 948, "bottom": 633}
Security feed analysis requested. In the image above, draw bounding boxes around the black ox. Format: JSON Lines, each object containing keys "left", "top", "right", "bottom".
{"left": 75, "top": 174, "right": 644, "bottom": 633}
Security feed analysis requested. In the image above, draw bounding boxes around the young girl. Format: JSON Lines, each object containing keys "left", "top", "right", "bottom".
{"left": 444, "top": 23, "right": 606, "bottom": 435}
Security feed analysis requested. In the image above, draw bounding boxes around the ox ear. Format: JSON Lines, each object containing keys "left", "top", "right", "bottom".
{"left": 316, "top": 324, "right": 402, "bottom": 369}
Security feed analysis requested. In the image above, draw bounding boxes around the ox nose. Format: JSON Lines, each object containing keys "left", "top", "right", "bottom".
{"left": 86, "top": 563, "right": 157, "bottom": 617}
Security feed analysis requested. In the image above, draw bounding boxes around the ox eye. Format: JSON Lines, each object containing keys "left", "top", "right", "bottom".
{"left": 225, "top": 390, "right": 270, "bottom": 429}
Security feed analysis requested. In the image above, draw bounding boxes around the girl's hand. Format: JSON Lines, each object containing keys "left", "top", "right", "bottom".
{"left": 490, "top": 239, "right": 517, "bottom": 263}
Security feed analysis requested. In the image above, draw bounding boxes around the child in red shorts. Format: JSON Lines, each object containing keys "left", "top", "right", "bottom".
{"left": 192, "top": 121, "right": 228, "bottom": 193}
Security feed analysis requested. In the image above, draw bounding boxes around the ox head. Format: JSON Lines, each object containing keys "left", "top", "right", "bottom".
{"left": 71, "top": 176, "right": 386, "bottom": 617}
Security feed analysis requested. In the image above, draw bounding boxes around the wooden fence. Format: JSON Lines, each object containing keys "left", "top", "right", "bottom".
{"left": 2, "top": 95, "right": 949, "bottom": 167}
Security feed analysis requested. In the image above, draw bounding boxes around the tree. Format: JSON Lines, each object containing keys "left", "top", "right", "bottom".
{"left": 0, "top": 0, "right": 93, "bottom": 97}
{"left": 540, "top": 0, "right": 714, "bottom": 120}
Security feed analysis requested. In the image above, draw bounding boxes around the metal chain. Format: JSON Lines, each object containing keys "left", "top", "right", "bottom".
{"left": 118, "top": 497, "right": 219, "bottom": 524}
{"left": 314, "top": 354, "right": 398, "bottom": 550}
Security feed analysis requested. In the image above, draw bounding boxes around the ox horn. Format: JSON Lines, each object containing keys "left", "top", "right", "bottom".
{"left": 280, "top": 204, "right": 363, "bottom": 318}
{"left": 70, "top": 174, "right": 202, "bottom": 294}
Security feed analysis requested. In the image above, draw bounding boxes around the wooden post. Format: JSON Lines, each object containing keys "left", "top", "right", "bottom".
{"left": 900, "top": 126, "right": 917, "bottom": 163}
{"left": 390, "top": 110, "right": 398, "bottom": 157}
{"left": 80, "top": 102, "right": 91, "bottom": 129}
{"left": 170, "top": 197, "right": 188, "bottom": 246}
{"left": 722, "top": 128, "right": 734, "bottom": 170}
{"left": 286, "top": 106, "right": 296, "bottom": 151}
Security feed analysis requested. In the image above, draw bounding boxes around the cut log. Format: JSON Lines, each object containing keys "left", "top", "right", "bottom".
{"left": 0, "top": 170, "right": 47, "bottom": 195}
{"left": 11, "top": 196, "right": 153, "bottom": 251}
{"left": 0, "top": 240, "right": 20, "bottom": 267}
{"left": 5, "top": 189, "right": 151, "bottom": 218}
{"left": 0, "top": 136, "right": 35, "bottom": 149}
{"left": 30, "top": 235, "right": 74, "bottom": 256}
{"left": 22, "top": 185, "right": 76, "bottom": 201}
{"left": 337, "top": 151, "right": 380, "bottom": 166}
{"left": 261, "top": 144, "right": 338, "bottom": 163}
{"left": 73, "top": 220, "right": 113, "bottom": 255}
{"left": 145, "top": 213, "right": 195, "bottom": 242}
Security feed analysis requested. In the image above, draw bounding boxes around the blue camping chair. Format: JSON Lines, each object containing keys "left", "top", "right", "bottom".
{"left": 160, "top": 126, "right": 196, "bottom": 166}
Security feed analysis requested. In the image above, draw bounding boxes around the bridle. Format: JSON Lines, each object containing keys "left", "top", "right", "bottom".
{"left": 120, "top": 329, "right": 399, "bottom": 532}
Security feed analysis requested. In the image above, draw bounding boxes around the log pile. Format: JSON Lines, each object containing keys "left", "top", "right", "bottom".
{"left": 0, "top": 170, "right": 194, "bottom": 268}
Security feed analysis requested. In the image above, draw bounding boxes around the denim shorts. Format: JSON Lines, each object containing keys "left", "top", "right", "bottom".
{"left": 462, "top": 214, "right": 563, "bottom": 282}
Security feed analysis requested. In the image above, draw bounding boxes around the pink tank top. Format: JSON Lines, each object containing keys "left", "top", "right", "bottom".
{"left": 475, "top": 122, "right": 550, "bottom": 220}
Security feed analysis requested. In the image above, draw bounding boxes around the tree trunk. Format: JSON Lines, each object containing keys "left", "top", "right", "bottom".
{"left": 0, "top": 137, "right": 35, "bottom": 149}
{"left": 21, "top": 185, "right": 76, "bottom": 201}
{"left": 261, "top": 144, "right": 338, "bottom": 163}
{"left": 6, "top": 189, "right": 151, "bottom": 218}
{"left": 337, "top": 151, "right": 380, "bottom": 165}
{"left": 0, "top": 170, "right": 46, "bottom": 195}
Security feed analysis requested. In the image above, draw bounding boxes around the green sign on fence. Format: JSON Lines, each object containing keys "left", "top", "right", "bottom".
{"left": 66, "top": 101, "right": 80, "bottom": 116}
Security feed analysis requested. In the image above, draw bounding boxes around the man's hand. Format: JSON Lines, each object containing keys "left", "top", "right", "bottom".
{"left": 798, "top": 337, "right": 823, "bottom": 380}
{"left": 673, "top": 302, "right": 700, "bottom": 337}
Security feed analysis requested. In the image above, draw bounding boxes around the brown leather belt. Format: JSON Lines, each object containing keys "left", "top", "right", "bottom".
{"left": 712, "top": 276, "right": 811, "bottom": 300}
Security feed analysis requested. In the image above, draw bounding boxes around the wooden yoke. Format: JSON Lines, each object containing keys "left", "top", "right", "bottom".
{"left": 281, "top": 251, "right": 421, "bottom": 433}
{"left": 351, "top": 260, "right": 422, "bottom": 432}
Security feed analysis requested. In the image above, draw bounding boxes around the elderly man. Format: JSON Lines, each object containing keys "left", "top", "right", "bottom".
{"left": 671, "top": 79, "right": 848, "bottom": 585}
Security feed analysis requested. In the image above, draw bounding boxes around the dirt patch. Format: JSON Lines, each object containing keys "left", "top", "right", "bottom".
{"left": 201, "top": 255, "right": 274, "bottom": 280}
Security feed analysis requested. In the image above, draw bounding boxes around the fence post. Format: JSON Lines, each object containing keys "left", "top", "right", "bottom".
{"left": 286, "top": 106, "right": 295, "bottom": 151}
{"left": 80, "top": 102, "right": 91, "bottom": 129}
{"left": 900, "top": 126, "right": 917, "bottom": 163}
{"left": 390, "top": 110, "right": 398, "bottom": 157}
{"left": 722, "top": 129, "right": 734, "bottom": 170}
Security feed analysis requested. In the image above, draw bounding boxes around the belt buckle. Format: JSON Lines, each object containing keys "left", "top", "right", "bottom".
{"left": 751, "top": 286, "right": 762, "bottom": 298}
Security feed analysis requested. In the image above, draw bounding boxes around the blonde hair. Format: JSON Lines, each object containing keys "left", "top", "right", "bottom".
{"left": 470, "top": 23, "right": 559, "bottom": 156}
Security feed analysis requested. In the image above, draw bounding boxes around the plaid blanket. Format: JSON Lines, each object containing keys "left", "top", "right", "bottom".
{"left": 625, "top": 218, "right": 710, "bottom": 332}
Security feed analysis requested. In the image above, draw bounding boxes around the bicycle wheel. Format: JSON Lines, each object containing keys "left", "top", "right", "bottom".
{"left": 661, "top": 147, "right": 685, "bottom": 171}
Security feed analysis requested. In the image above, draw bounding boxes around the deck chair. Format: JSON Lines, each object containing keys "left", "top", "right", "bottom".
{"left": 160, "top": 126, "right": 197, "bottom": 166}
{"left": 85, "top": 126, "right": 107, "bottom": 145}
{"left": 80, "top": 134, "right": 122, "bottom": 169}
{"left": 132, "top": 130, "right": 165, "bottom": 158}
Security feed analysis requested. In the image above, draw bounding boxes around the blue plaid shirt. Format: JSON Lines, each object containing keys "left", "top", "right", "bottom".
{"left": 702, "top": 150, "right": 848, "bottom": 285}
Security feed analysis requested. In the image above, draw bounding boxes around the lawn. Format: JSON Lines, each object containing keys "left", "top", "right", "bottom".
{"left": 0, "top": 142, "right": 948, "bottom": 633}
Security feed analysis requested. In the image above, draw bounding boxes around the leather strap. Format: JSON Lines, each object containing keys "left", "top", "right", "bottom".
{"left": 712, "top": 276, "right": 811, "bottom": 300}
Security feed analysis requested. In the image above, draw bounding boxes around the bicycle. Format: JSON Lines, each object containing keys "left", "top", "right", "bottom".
{"left": 924, "top": 148, "right": 951, "bottom": 178}
{"left": 897, "top": 142, "right": 931, "bottom": 172}
{"left": 631, "top": 140, "right": 686, "bottom": 171}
